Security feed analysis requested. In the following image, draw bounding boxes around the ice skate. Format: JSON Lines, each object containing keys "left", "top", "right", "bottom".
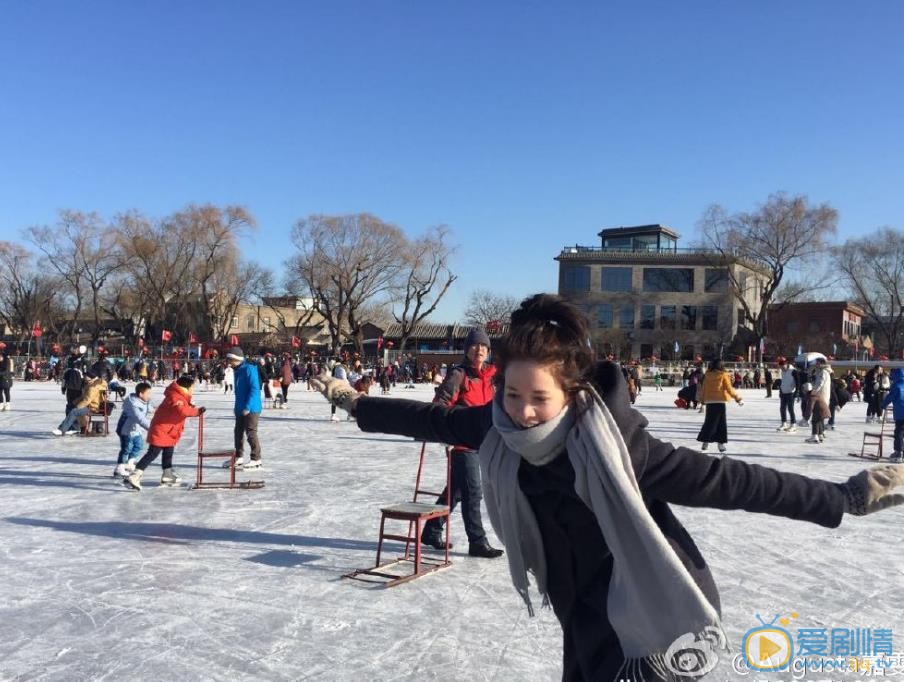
{"left": 243, "top": 459, "right": 262, "bottom": 471}
{"left": 160, "top": 468, "right": 182, "bottom": 486}
{"left": 52, "top": 428, "right": 63, "bottom": 436}
{"left": 124, "top": 459, "right": 137, "bottom": 473}
{"left": 787, "top": 425, "right": 798, "bottom": 432}
{"left": 330, "top": 413, "right": 340, "bottom": 422}
{"left": 123, "top": 470, "right": 144, "bottom": 491}
{"left": 225, "top": 456, "right": 246, "bottom": 469}
{"left": 113, "top": 463, "right": 129, "bottom": 478}
{"left": 700, "top": 442, "right": 709, "bottom": 451}
{"left": 805, "top": 436, "right": 820, "bottom": 444}
{"left": 718, "top": 444, "right": 726, "bottom": 453}
{"left": 1, "top": 403, "right": 8, "bottom": 411}
{"left": 776, "top": 423, "right": 787, "bottom": 432}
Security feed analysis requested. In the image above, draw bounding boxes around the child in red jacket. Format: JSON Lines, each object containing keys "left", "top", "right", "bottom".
{"left": 124, "top": 375, "right": 205, "bottom": 491}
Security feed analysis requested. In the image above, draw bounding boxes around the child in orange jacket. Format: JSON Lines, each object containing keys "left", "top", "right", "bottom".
{"left": 124, "top": 374, "right": 205, "bottom": 491}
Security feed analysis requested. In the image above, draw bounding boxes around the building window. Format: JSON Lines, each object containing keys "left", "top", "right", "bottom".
{"left": 263, "top": 316, "right": 271, "bottom": 329}
{"left": 660, "top": 305, "right": 677, "bottom": 330}
{"left": 562, "top": 265, "right": 591, "bottom": 292}
{"left": 640, "top": 304, "right": 655, "bottom": 329}
{"left": 681, "top": 344, "right": 695, "bottom": 361}
{"left": 702, "top": 306, "right": 719, "bottom": 331}
{"left": 704, "top": 268, "right": 729, "bottom": 293}
{"left": 601, "top": 267, "right": 633, "bottom": 292}
{"left": 738, "top": 271, "right": 748, "bottom": 295}
{"left": 642, "top": 268, "right": 694, "bottom": 292}
{"left": 231, "top": 316, "right": 238, "bottom": 329}
{"left": 681, "top": 305, "right": 697, "bottom": 330}
{"left": 598, "top": 304, "right": 613, "bottom": 329}
{"left": 246, "top": 314, "right": 255, "bottom": 331}
{"left": 603, "top": 236, "right": 632, "bottom": 250}
{"left": 619, "top": 305, "right": 634, "bottom": 330}
{"left": 633, "top": 234, "right": 658, "bottom": 252}
{"left": 640, "top": 343, "right": 654, "bottom": 359}
{"left": 738, "top": 308, "right": 748, "bottom": 328}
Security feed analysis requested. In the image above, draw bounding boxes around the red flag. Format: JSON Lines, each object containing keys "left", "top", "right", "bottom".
{"left": 161, "top": 329, "right": 173, "bottom": 342}
{"left": 376, "top": 335, "right": 383, "bottom": 351}
{"left": 188, "top": 331, "right": 198, "bottom": 344}
{"left": 291, "top": 336, "right": 301, "bottom": 348}
{"left": 230, "top": 334, "right": 239, "bottom": 346}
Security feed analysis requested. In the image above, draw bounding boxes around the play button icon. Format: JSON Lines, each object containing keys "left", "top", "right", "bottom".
{"left": 743, "top": 625, "right": 792, "bottom": 671}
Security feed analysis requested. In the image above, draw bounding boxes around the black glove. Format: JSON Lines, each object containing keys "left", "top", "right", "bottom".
{"left": 198, "top": 406, "right": 207, "bottom": 414}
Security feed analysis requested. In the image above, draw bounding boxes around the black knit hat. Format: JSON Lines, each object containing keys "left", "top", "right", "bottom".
{"left": 464, "top": 328, "right": 491, "bottom": 350}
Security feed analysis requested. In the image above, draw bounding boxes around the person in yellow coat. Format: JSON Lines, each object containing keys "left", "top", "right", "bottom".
{"left": 697, "top": 359, "right": 743, "bottom": 453}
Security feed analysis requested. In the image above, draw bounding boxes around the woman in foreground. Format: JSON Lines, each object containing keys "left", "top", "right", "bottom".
{"left": 314, "top": 294, "right": 904, "bottom": 682}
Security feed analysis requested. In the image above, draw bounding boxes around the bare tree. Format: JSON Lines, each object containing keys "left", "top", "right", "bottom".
{"left": 463, "top": 289, "right": 519, "bottom": 327}
{"left": 175, "top": 204, "right": 256, "bottom": 337}
{"left": 289, "top": 213, "right": 407, "bottom": 354}
{"left": 114, "top": 210, "right": 200, "bottom": 343}
{"left": 832, "top": 227, "right": 904, "bottom": 357}
{"left": 206, "top": 260, "right": 270, "bottom": 341}
{"left": 25, "top": 210, "right": 99, "bottom": 339}
{"left": 698, "top": 192, "right": 838, "bottom": 360}
{"left": 0, "top": 242, "right": 59, "bottom": 347}
{"left": 393, "top": 225, "right": 457, "bottom": 352}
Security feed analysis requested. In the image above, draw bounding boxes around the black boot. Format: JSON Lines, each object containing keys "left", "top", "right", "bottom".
{"left": 420, "top": 530, "right": 452, "bottom": 550}
{"left": 468, "top": 541, "right": 503, "bottom": 559}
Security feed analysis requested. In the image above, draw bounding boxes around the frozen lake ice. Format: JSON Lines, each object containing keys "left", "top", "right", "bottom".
{"left": 0, "top": 378, "right": 901, "bottom": 681}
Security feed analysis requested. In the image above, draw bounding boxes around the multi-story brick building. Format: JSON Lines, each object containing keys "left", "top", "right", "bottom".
{"left": 556, "top": 224, "right": 770, "bottom": 361}
{"left": 766, "top": 301, "right": 864, "bottom": 357}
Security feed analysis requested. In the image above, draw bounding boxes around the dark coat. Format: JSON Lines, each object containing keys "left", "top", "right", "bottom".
{"left": 354, "top": 361, "right": 845, "bottom": 682}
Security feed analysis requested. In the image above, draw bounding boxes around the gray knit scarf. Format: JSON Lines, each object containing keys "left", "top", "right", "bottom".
{"left": 480, "top": 388, "right": 727, "bottom": 681}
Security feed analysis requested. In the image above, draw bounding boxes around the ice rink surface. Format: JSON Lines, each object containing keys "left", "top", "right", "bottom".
{"left": 1, "top": 379, "right": 902, "bottom": 681}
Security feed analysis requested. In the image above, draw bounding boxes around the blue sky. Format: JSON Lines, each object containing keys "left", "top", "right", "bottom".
{"left": 1, "top": 1, "right": 902, "bottom": 321}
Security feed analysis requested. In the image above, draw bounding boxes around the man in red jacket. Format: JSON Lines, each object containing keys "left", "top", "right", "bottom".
{"left": 422, "top": 329, "right": 504, "bottom": 559}
{"left": 124, "top": 374, "right": 205, "bottom": 491}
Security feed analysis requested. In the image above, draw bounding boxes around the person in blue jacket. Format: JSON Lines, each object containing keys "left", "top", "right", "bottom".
{"left": 113, "top": 381, "right": 153, "bottom": 478}
{"left": 226, "top": 346, "right": 263, "bottom": 469}
{"left": 881, "top": 368, "right": 904, "bottom": 461}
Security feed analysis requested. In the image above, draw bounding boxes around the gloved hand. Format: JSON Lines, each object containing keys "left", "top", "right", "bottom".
{"left": 197, "top": 406, "right": 207, "bottom": 414}
{"left": 310, "top": 371, "right": 360, "bottom": 415}
{"left": 840, "top": 464, "right": 904, "bottom": 516}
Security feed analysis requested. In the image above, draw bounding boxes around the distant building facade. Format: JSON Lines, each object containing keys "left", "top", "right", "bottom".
{"left": 556, "top": 224, "right": 771, "bottom": 361}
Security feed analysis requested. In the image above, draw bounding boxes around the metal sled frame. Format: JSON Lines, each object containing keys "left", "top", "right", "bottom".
{"left": 343, "top": 443, "right": 452, "bottom": 587}
{"left": 192, "top": 413, "right": 265, "bottom": 490}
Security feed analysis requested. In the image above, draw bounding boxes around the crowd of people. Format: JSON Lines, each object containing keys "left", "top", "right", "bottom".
{"left": 4, "top": 301, "right": 904, "bottom": 681}
{"left": 309, "top": 293, "right": 904, "bottom": 682}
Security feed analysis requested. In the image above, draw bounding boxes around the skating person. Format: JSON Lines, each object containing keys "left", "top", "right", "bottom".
{"left": 865, "top": 364, "right": 881, "bottom": 422}
{"left": 764, "top": 365, "right": 773, "bottom": 398}
{"left": 329, "top": 359, "right": 347, "bottom": 422}
{"left": 52, "top": 372, "right": 107, "bottom": 435}
{"left": 223, "top": 364, "right": 234, "bottom": 393}
{"left": 881, "top": 369, "right": 904, "bottom": 462}
{"left": 311, "top": 293, "right": 904, "bottom": 682}
{"left": 653, "top": 371, "right": 663, "bottom": 391}
{"left": 777, "top": 359, "right": 799, "bottom": 432}
{"left": 0, "top": 350, "right": 14, "bottom": 410}
{"left": 806, "top": 358, "right": 832, "bottom": 443}
{"left": 123, "top": 375, "right": 204, "bottom": 490}
{"left": 113, "top": 382, "right": 153, "bottom": 477}
{"left": 278, "top": 353, "right": 293, "bottom": 407}
{"left": 875, "top": 366, "right": 892, "bottom": 423}
{"left": 420, "top": 328, "right": 504, "bottom": 559}
{"left": 61, "top": 362, "right": 85, "bottom": 416}
{"left": 226, "top": 347, "right": 263, "bottom": 469}
{"left": 697, "top": 359, "right": 743, "bottom": 453}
